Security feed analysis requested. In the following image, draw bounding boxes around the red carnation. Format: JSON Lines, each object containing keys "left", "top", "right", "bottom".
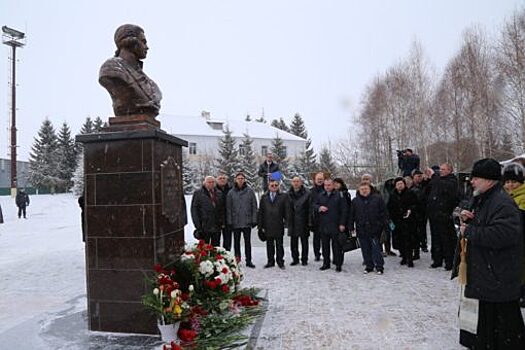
{"left": 178, "top": 328, "right": 197, "bottom": 342}
{"left": 216, "top": 254, "right": 223, "bottom": 260}
{"left": 215, "top": 277, "right": 222, "bottom": 285}
{"left": 154, "top": 264, "right": 163, "bottom": 273}
{"left": 170, "top": 341, "right": 182, "bottom": 350}
{"left": 205, "top": 244, "right": 213, "bottom": 250}
{"left": 221, "top": 267, "right": 228, "bottom": 274}
{"left": 200, "top": 250, "right": 207, "bottom": 257}
{"left": 222, "top": 285, "right": 230, "bottom": 293}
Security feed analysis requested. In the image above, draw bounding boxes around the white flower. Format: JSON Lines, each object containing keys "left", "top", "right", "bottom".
{"left": 181, "top": 252, "right": 195, "bottom": 261}
{"left": 199, "top": 260, "right": 214, "bottom": 277}
{"left": 153, "top": 288, "right": 159, "bottom": 296}
{"left": 170, "top": 290, "right": 179, "bottom": 298}
{"left": 188, "top": 285, "right": 194, "bottom": 292}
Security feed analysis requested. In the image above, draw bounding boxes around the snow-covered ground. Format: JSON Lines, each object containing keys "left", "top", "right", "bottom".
{"left": 0, "top": 194, "right": 521, "bottom": 349}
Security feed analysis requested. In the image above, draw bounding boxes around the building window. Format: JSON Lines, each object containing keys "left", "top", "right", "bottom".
{"left": 189, "top": 142, "right": 197, "bottom": 155}
{"left": 261, "top": 145, "right": 268, "bottom": 156}
{"left": 239, "top": 144, "right": 246, "bottom": 156}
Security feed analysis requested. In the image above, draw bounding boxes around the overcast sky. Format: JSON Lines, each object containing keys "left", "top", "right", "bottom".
{"left": 0, "top": 0, "right": 523, "bottom": 161}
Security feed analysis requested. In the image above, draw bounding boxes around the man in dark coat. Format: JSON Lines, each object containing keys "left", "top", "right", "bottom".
{"left": 257, "top": 152, "right": 280, "bottom": 192}
{"left": 227, "top": 172, "right": 257, "bottom": 268}
{"left": 457, "top": 158, "right": 524, "bottom": 349}
{"left": 410, "top": 169, "right": 430, "bottom": 258}
{"left": 398, "top": 148, "right": 420, "bottom": 177}
{"left": 191, "top": 176, "right": 225, "bottom": 246}
{"left": 258, "top": 179, "right": 290, "bottom": 269}
{"left": 310, "top": 172, "right": 326, "bottom": 261}
{"left": 288, "top": 176, "right": 311, "bottom": 266}
{"left": 216, "top": 173, "right": 232, "bottom": 250}
{"left": 15, "top": 189, "right": 30, "bottom": 219}
{"left": 426, "top": 163, "right": 459, "bottom": 270}
{"left": 314, "top": 178, "right": 348, "bottom": 272}
{"left": 350, "top": 182, "right": 387, "bottom": 274}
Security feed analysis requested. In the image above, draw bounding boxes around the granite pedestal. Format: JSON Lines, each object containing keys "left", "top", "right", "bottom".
{"left": 76, "top": 128, "right": 188, "bottom": 334}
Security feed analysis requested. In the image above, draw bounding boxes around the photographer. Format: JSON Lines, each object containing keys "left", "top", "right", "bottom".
{"left": 397, "top": 148, "right": 420, "bottom": 177}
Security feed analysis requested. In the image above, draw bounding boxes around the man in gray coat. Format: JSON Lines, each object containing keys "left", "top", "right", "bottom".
{"left": 227, "top": 172, "right": 257, "bottom": 268}
{"left": 258, "top": 178, "right": 290, "bottom": 269}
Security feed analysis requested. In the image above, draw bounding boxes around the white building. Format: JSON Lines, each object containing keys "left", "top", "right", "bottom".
{"left": 161, "top": 112, "right": 307, "bottom": 163}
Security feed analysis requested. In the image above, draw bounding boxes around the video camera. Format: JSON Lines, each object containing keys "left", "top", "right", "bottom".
{"left": 396, "top": 149, "right": 406, "bottom": 157}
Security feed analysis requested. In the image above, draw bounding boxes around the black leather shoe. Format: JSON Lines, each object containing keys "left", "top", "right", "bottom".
{"left": 246, "top": 262, "right": 256, "bottom": 268}
{"left": 290, "top": 261, "right": 299, "bottom": 266}
{"left": 407, "top": 261, "right": 414, "bottom": 268}
{"left": 336, "top": 266, "right": 342, "bottom": 272}
{"left": 314, "top": 255, "right": 321, "bottom": 262}
{"left": 278, "top": 264, "right": 285, "bottom": 270}
{"left": 301, "top": 261, "right": 308, "bottom": 266}
{"left": 444, "top": 264, "right": 453, "bottom": 271}
{"left": 400, "top": 259, "right": 407, "bottom": 265}
{"left": 319, "top": 265, "right": 330, "bottom": 271}
{"left": 430, "top": 262, "right": 442, "bottom": 268}
{"left": 264, "top": 263, "right": 274, "bottom": 269}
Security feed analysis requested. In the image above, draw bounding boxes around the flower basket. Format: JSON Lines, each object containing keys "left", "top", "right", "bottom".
{"left": 158, "top": 321, "right": 180, "bottom": 343}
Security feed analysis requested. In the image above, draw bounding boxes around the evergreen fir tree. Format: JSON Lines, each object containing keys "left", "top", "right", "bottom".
{"left": 319, "top": 146, "right": 337, "bottom": 176}
{"left": 271, "top": 134, "right": 290, "bottom": 185}
{"left": 216, "top": 126, "right": 240, "bottom": 180}
{"left": 93, "top": 116, "right": 105, "bottom": 132}
{"left": 72, "top": 152, "right": 84, "bottom": 196}
{"left": 182, "top": 152, "right": 197, "bottom": 194}
{"left": 29, "top": 118, "right": 60, "bottom": 191}
{"left": 271, "top": 117, "right": 290, "bottom": 132}
{"left": 255, "top": 116, "right": 266, "bottom": 123}
{"left": 80, "top": 117, "right": 94, "bottom": 134}
{"left": 245, "top": 114, "right": 252, "bottom": 122}
{"left": 239, "top": 133, "right": 258, "bottom": 190}
{"left": 289, "top": 113, "right": 317, "bottom": 185}
{"left": 56, "top": 122, "right": 78, "bottom": 191}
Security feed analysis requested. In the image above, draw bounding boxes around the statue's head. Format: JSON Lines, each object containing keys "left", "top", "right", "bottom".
{"left": 114, "top": 24, "right": 148, "bottom": 60}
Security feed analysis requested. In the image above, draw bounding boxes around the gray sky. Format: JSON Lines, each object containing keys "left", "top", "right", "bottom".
{"left": 1, "top": 0, "right": 523, "bottom": 161}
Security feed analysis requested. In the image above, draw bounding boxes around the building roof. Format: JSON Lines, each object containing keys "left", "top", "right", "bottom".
{"left": 160, "top": 114, "right": 306, "bottom": 142}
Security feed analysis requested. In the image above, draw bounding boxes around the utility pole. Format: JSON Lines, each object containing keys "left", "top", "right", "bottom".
{"left": 2, "top": 26, "right": 25, "bottom": 197}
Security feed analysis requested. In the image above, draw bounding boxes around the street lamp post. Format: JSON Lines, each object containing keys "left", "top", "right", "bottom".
{"left": 2, "top": 26, "right": 25, "bottom": 197}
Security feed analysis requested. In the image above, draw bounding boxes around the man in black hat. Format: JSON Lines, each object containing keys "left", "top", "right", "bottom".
{"left": 457, "top": 158, "right": 524, "bottom": 349}
{"left": 425, "top": 163, "right": 459, "bottom": 270}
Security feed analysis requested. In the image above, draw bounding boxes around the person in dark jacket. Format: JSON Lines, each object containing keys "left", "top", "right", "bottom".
{"left": 257, "top": 152, "right": 280, "bottom": 192}
{"left": 398, "top": 148, "right": 420, "bottom": 177}
{"left": 410, "top": 169, "right": 430, "bottom": 259}
{"left": 258, "top": 179, "right": 290, "bottom": 269}
{"left": 333, "top": 178, "right": 352, "bottom": 209}
{"left": 15, "top": 189, "right": 30, "bottom": 219}
{"left": 227, "top": 172, "right": 257, "bottom": 268}
{"left": 387, "top": 177, "right": 418, "bottom": 267}
{"left": 426, "top": 163, "right": 460, "bottom": 270}
{"left": 191, "top": 176, "right": 225, "bottom": 246}
{"left": 216, "top": 173, "right": 232, "bottom": 250}
{"left": 350, "top": 182, "right": 387, "bottom": 274}
{"left": 288, "top": 176, "right": 311, "bottom": 266}
{"left": 310, "top": 172, "right": 326, "bottom": 261}
{"left": 457, "top": 158, "right": 524, "bottom": 349}
{"left": 314, "top": 178, "right": 348, "bottom": 272}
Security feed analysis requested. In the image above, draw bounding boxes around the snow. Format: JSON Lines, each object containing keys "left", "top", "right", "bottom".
{"left": 161, "top": 114, "right": 306, "bottom": 142}
{"left": 0, "top": 193, "right": 523, "bottom": 349}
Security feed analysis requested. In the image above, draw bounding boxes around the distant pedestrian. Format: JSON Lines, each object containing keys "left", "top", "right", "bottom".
{"left": 15, "top": 189, "right": 30, "bottom": 219}
{"left": 257, "top": 152, "right": 280, "bottom": 192}
{"left": 227, "top": 172, "right": 257, "bottom": 268}
{"left": 258, "top": 178, "right": 290, "bottom": 269}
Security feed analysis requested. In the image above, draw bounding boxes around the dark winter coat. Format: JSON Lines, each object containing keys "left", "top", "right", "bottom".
{"left": 398, "top": 154, "right": 420, "bottom": 177}
{"left": 16, "top": 192, "right": 29, "bottom": 208}
{"left": 463, "top": 183, "right": 523, "bottom": 302}
{"left": 227, "top": 183, "right": 258, "bottom": 229}
{"left": 287, "top": 186, "right": 311, "bottom": 237}
{"left": 349, "top": 192, "right": 387, "bottom": 239}
{"left": 410, "top": 181, "right": 429, "bottom": 222}
{"left": 314, "top": 190, "right": 348, "bottom": 235}
{"left": 309, "top": 184, "right": 325, "bottom": 229}
{"left": 426, "top": 173, "right": 459, "bottom": 218}
{"left": 216, "top": 183, "right": 232, "bottom": 224}
{"left": 191, "top": 186, "right": 225, "bottom": 233}
{"left": 387, "top": 188, "right": 417, "bottom": 249}
{"left": 257, "top": 161, "right": 280, "bottom": 191}
{"left": 258, "top": 191, "right": 290, "bottom": 239}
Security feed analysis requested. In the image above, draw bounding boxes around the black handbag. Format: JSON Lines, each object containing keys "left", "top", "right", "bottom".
{"left": 258, "top": 229, "right": 267, "bottom": 242}
{"left": 340, "top": 233, "right": 360, "bottom": 252}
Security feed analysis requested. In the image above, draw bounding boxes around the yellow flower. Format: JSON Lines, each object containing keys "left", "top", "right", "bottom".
{"left": 173, "top": 305, "right": 182, "bottom": 316}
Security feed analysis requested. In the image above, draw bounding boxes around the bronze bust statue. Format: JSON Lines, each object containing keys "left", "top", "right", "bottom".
{"left": 99, "top": 24, "right": 162, "bottom": 118}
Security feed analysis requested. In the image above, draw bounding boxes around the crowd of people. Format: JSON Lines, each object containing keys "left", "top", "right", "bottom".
{"left": 190, "top": 150, "right": 525, "bottom": 349}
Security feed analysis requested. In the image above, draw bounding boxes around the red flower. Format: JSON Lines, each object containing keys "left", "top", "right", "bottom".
{"left": 215, "top": 277, "right": 222, "bottom": 285}
{"left": 178, "top": 328, "right": 197, "bottom": 342}
{"left": 170, "top": 341, "right": 182, "bottom": 350}
{"left": 181, "top": 292, "right": 190, "bottom": 301}
{"left": 205, "top": 244, "right": 213, "bottom": 251}
{"left": 216, "top": 254, "right": 223, "bottom": 260}
{"left": 200, "top": 250, "right": 207, "bottom": 257}
{"left": 221, "top": 267, "right": 228, "bottom": 274}
{"left": 222, "top": 285, "right": 230, "bottom": 293}
{"left": 154, "top": 264, "right": 163, "bottom": 273}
